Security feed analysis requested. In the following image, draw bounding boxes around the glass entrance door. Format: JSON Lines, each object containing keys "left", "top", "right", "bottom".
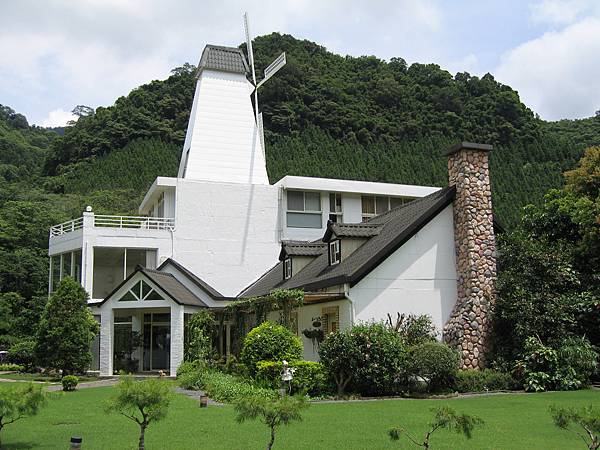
{"left": 142, "top": 313, "right": 170, "bottom": 371}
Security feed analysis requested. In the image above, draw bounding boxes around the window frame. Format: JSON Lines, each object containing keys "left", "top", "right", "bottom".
{"left": 328, "top": 239, "right": 341, "bottom": 266}
{"left": 286, "top": 190, "right": 323, "bottom": 229}
{"left": 361, "top": 195, "right": 413, "bottom": 221}
{"left": 283, "top": 257, "right": 292, "bottom": 280}
{"left": 328, "top": 192, "right": 343, "bottom": 223}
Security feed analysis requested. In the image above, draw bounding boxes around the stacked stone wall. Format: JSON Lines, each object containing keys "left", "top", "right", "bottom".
{"left": 443, "top": 148, "right": 497, "bottom": 370}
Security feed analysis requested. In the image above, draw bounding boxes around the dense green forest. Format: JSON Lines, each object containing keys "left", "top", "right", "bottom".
{"left": 1, "top": 33, "right": 600, "bottom": 347}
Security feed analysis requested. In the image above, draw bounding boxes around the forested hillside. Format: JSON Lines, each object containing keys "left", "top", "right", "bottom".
{"left": 1, "top": 33, "right": 600, "bottom": 345}
{"left": 42, "top": 33, "right": 598, "bottom": 228}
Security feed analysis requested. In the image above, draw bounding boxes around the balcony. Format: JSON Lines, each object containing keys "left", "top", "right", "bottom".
{"left": 50, "top": 214, "right": 175, "bottom": 237}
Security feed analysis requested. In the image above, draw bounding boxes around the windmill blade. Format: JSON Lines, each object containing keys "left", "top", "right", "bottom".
{"left": 256, "top": 52, "right": 286, "bottom": 89}
{"left": 243, "top": 12, "right": 256, "bottom": 83}
{"left": 258, "top": 112, "right": 266, "bottom": 159}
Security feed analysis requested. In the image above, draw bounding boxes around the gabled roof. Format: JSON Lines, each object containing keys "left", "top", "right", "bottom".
{"left": 198, "top": 45, "right": 249, "bottom": 75}
{"left": 97, "top": 266, "right": 208, "bottom": 307}
{"left": 322, "top": 222, "right": 382, "bottom": 242}
{"left": 240, "top": 186, "right": 457, "bottom": 297}
{"left": 157, "top": 258, "right": 230, "bottom": 300}
{"left": 278, "top": 241, "right": 327, "bottom": 261}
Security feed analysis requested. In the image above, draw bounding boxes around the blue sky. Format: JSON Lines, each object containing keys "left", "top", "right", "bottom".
{"left": 1, "top": 0, "right": 599, "bottom": 126}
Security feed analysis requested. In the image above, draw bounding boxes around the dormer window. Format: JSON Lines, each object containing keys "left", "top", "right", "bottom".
{"left": 329, "top": 240, "right": 341, "bottom": 265}
{"left": 283, "top": 257, "right": 292, "bottom": 279}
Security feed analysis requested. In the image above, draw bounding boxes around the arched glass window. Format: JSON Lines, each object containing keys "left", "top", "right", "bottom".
{"left": 118, "top": 280, "right": 164, "bottom": 302}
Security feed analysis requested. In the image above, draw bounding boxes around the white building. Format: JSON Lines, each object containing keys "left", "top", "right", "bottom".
{"left": 48, "top": 44, "right": 498, "bottom": 375}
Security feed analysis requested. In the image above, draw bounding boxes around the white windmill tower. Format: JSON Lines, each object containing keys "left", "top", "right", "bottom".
{"left": 177, "top": 13, "right": 286, "bottom": 186}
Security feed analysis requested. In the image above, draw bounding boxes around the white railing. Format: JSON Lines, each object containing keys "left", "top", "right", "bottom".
{"left": 49, "top": 215, "right": 175, "bottom": 237}
{"left": 94, "top": 215, "right": 175, "bottom": 230}
{"left": 50, "top": 217, "right": 84, "bottom": 237}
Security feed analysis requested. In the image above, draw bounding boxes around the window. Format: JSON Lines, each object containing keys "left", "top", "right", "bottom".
{"left": 361, "top": 195, "right": 414, "bottom": 220}
{"left": 92, "top": 248, "right": 157, "bottom": 299}
{"left": 118, "top": 280, "right": 164, "bottom": 302}
{"left": 286, "top": 190, "right": 322, "bottom": 228}
{"left": 50, "top": 250, "right": 84, "bottom": 292}
{"left": 328, "top": 193, "right": 342, "bottom": 223}
{"left": 157, "top": 192, "right": 165, "bottom": 218}
{"left": 329, "top": 240, "right": 341, "bottom": 265}
{"left": 283, "top": 258, "right": 292, "bottom": 279}
{"left": 322, "top": 306, "right": 339, "bottom": 334}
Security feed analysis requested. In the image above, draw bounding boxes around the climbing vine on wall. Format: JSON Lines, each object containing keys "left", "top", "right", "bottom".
{"left": 226, "top": 289, "right": 304, "bottom": 355}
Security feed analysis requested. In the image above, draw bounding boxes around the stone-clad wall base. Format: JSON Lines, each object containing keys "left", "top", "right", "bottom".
{"left": 443, "top": 147, "right": 497, "bottom": 370}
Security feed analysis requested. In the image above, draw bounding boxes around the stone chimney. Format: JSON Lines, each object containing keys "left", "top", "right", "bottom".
{"left": 443, "top": 142, "right": 497, "bottom": 370}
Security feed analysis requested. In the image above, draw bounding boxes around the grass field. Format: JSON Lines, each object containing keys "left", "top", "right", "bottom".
{"left": 0, "top": 383, "right": 597, "bottom": 449}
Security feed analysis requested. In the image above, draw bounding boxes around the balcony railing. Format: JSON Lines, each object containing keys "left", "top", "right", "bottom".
{"left": 50, "top": 217, "right": 84, "bottom": 237}
{"left": 94, "top": 215, "right": 175, "bottom": 230}
{"left": 50, "top": 215, "right": 175, "bottom": 237}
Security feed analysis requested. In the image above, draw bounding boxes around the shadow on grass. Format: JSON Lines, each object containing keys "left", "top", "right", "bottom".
{"left": 1, "top": 442, "right": 35, "bottom": 449}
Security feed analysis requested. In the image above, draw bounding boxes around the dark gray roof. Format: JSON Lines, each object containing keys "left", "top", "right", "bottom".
{"left": 98, "top": 265, "right": 210, "bottom": 307}
{"left": 157, "top": 258, "right": 230, "bottom": 300}
{"left": 198, "top": 45, "right": 249, "bottom": 75}
{"left": 140, "top": 268, "right": 208, "bottom": 307}
{"left": 279, "top": 241, "right": 327, "bottom": 260}
{"left": 323, "top": 223, "right": 382, "bottom": 241}
{"left": 240, "top": 186, "right": 456, "bottom": 297}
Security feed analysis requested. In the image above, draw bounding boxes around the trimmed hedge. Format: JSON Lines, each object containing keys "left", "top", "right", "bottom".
{"left": 241, "top": 322, "right": 303, "bottom": 374}
{"left": 454, "top": 370, "right": 519, "bottom": 393}
{"left": 255, "top": 360, "right": 328, "bottom": 396}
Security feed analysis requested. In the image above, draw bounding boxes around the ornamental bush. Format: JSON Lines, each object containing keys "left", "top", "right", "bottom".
{"left": 7, "top": 339, "right": 36, "bottom": 371}
{"left": 454, "top": 369, "right": 519, "bottom": 393}
{"left": 240, "top": 322, "right": 302, "bottom": 374}
{"left": 255, "top": 360, "right": 328, "bottom": 396}
{"left": 61, "top": 375, "right": 79, "bottom": 391}
{"left": 319, "top": 322, "right": 407, "bottom": 397}
{"left": 407, "top": 341, "right": 460, "bottom": 392}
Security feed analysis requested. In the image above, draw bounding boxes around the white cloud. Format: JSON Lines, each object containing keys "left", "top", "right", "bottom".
{"left": 530, "top": 0, "right": 593, "bottom": 25}
{"left": 40, "top": 109, "right": 77, "bottom": 127}
{"left": 0, "top": 0, "right": 446, "bottom": 123}
{"left": 495, "top": 17, "right": 600, "bottom": 120}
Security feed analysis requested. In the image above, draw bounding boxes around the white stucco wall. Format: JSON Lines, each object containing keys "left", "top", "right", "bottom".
{"left": 171, "top": 178, "right": 280, "bottom": 297}
{"left": 178, "top": 69, "right": 268, "bottom": 185}
{"left": 349, "top": 205, "right": 457, "bottom": 334}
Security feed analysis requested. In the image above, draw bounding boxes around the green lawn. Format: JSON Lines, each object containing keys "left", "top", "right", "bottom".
{"left": 1, "top": 384, "right": 597, "bottom": 449}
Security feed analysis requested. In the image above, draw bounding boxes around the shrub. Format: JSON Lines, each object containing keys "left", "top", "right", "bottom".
{"left": 407, "top": 342, "right": 460, "bottom": 392}
{"left": 184, "top": 310, "right": 215, "bottom": 362}
{"left": 388, "top": 313, "right": 438, "bottom": 346}
{"left": 319, "top": 322, "right": 407, "bottom": 397}
{"left": 255, "top": 360, "right": 328, "bottom": 396}
{"left": 61, "top": 375, "right": 79, "bottom": 391}
{"left": 201, "top": 371, "right": 276, "bottom": 403}
{"left": 556, "top": 336, "right": 598, "bottom": 388}
{"left": 515, "top": 336, "right": 598, "bottom": 392}
{"left": 454, "top": 370, "right": 519, "bottom": 393}
{"left": 7, "top": 339, "right": 36, "bottom": 371}
{"left": 0, "top": 363, "right": 24, "bottom": 372}
{"left": 241, "top": 322, "right": 302, "bottom": 374}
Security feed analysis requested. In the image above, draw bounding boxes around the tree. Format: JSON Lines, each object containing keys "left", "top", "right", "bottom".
{"left": 106, "top": 376, "right": 172, "bottom": 450}
{"left": 0, "top": 383, "right": 46, "bottom": 448}
{"left": 34, "top": 277, "right": 99, "bottom": 374}
{"left": 184, "top": 309, "right": 215, "bottom": 362}
{"left": 234, "top": 394, "right": 308, "bottom": 450}
{"left": 550, "top": 405, "right": 599, "bottom": 449}
{"left": 389, "top": 406, "right": 483, "bottom": 449}
{"left": 565, "top": 146, "right": 600, "bottom": 198}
